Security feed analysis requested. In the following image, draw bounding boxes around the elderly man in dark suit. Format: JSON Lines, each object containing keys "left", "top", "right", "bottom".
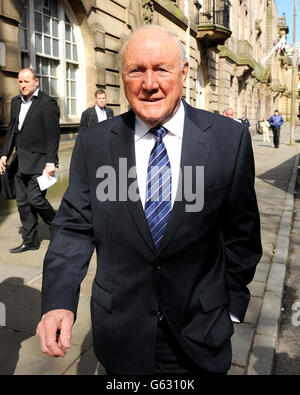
{"left": 0, "top": 68, "right": 60, "bottom": 253}
{"left": 79, "top": 89, "right": 114, "bottom": 132}
{"left": 37, "top": 25, "right": 262, "bottom": 375}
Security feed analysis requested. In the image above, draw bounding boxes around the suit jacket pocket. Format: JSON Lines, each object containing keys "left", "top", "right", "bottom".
{"left": 182, "top": 283, "right": 234, "bottom": 350}
{"left": 31, "top": 143, "right": 46, "bottom": 154}
{"left": 92, "top": 280, "right": 112, "bottom": 313}
{"left": 198, "top": 282, "right": 229, "bottom": 312}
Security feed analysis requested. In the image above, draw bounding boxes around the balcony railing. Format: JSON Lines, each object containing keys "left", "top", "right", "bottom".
{"left": 197, "top": 0, "right": 231, "bottom": 29}
{"left": 196, "top": 0, "right": 232, "bottom": 45}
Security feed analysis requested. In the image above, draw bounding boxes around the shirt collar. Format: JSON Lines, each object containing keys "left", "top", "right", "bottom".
{"left": 95, "top": 105, "right": 105, "bottom": 112}
{"left": 135, "top": 100, "right": 185, "bottom": 142}
{"left": 21, "top": 88, "right": 39, "bottom": 103}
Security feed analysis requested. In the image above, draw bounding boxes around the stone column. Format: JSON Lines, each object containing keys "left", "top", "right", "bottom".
{"left": 0, "top": 0, "right": 24, "bottom": 124}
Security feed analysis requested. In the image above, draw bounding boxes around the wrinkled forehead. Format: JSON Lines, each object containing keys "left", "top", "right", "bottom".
{"left": 122, "top": 28, "right": 182, "bottom": 65}
{"left": 18, "top": 70, "right": 36, "bottom": 81}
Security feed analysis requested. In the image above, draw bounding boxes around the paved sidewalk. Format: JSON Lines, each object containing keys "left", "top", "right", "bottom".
{"left": 0, "top": 122, "right": 299, "bottom": 375}
{"left": 229, "top": 122, "right": 300, "bottom": 375}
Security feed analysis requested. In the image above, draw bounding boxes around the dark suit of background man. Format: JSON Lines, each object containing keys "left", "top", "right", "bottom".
{"left": 37, "top": 25, "right": 262, "bottom": 375}
{"left": 79, "top": 89, "right": 114, "bottom": 132}
{"left": 0, "top": 68, "right": 60, "bottom": 253}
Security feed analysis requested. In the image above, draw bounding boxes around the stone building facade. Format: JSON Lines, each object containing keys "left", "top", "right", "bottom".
{"left": 0, "top": 0, "right": 295, "bottom": 129}
{"left": 0, "top": 0, "right": 298, "bottom": 213}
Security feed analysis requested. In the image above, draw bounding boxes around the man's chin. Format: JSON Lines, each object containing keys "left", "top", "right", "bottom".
{"left": 136, "top": 109, "right": 168, "bottom": 127}
{"left": 138, "top": 115, "right": 164, "bottom": 128}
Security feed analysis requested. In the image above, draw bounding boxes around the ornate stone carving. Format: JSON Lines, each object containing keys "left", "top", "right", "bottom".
{"left": 142, "top": 0, "right": 154, "bottom": 24}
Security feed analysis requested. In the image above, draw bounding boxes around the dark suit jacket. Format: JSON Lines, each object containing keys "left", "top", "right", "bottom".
{"left": 1, "top": 90, "right": 60, "bottom": 174}
{"left": 42, "top": 101, "right": 262, "bottom": 374}
{"left": 79, "top": 105, "right": 114, "bottom": 132}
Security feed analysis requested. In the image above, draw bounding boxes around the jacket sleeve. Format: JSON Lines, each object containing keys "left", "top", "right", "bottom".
{"left": 224, "top": 127, "right": 262, "bottom": 322}
{"left": 44, "top": 96, "right": 60, "bottom": 164}
{"left": 41, "top": 133, "right": 94, "bottom": 316}
{"left": 1, "top": 98, "right": 18, "bottom": 158}
{"left": 79, "top": 109, "right": 89, "bottom": 132}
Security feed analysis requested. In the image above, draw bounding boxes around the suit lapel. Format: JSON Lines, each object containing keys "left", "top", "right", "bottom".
{"left": 90, "top": 107, "right": 98, "bottom": 126}
{"left": 156, "top": 103, "right": 214, "bottom": 256}
{"left": 109, "top": 111, "right": 156, "bottom": 254}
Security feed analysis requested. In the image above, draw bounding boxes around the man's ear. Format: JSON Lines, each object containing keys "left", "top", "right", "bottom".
{"left": 182, "top": 61, "right": 189, "bottom": 82}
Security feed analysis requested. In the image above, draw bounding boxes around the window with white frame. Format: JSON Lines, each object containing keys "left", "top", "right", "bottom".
{"left": 18, "top": 0, "right": 80, "bottom": 119}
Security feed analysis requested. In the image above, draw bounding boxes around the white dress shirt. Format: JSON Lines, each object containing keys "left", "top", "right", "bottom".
{"left": 18, "top": 88, "right": 39, "bottom": 130}
{"left": 95, "top": 105, "right": 107, "bottom": 123}
{"left": 134, "top": 101, "right": 184, "bottom": 209}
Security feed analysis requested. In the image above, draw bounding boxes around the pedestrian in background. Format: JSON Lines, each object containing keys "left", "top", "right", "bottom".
{"left": 79, "top": 89, "right": 114, "bottom": 132}
{"left": 223, "top": 107, "right": 242, "bottom": 123}
{"left": 0, "top": 68, "right": 60, "bottom": 253}
{"left": 260, "top": 118, "right": 271, "bottom": 143}
{"left": 269, "top": 109, "right": 284, "bottom": 148}
{"left": 239, "top": 115, "right": 250, "bottom": 128}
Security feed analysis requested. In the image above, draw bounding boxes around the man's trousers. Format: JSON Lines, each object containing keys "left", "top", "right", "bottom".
{"left": 14, "top": 170, "right": 56, "bottom": 246}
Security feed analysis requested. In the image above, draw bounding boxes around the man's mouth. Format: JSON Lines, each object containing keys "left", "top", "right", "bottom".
{"left": 142, "top": 98, "right": 162, "bottom": 102}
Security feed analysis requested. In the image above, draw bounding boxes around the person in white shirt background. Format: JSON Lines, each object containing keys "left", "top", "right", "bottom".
{"left": 79, "top": 89, "right": 114, "bottom": 132}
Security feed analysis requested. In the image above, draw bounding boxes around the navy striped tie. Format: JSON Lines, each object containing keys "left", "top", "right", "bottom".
{"left": 145, "top": 126, "right": 172, "bottom": 249}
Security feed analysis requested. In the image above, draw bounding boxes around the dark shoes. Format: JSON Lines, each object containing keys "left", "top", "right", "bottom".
{"left": 9, "top": 243, "right": 40, "bottom": 253}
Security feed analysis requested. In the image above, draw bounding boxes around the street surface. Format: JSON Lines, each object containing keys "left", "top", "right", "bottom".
{"left": 273, "top": 164, "right": 300, "bottom": 374}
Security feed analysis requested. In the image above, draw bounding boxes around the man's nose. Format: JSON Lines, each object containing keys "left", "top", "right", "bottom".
{"left": 142, "top": 70, "right": 159, "bottom": 91}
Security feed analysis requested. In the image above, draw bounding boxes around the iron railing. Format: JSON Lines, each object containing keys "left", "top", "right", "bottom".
{"left": 197, "top": 0, "right": 231, "bottom": 29}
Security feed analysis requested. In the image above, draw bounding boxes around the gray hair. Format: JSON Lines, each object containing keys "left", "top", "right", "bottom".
{"left": 119, "top": 24, "right": 187, "bottom": 70}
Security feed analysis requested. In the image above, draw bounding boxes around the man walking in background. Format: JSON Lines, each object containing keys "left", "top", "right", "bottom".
{"left": 223, "top": 107, "right": 241, "bottom": 123}
{"left": 0, "top": 68, "right": 60, "bottom": 253}
{"left": 269, "top": 109, "right": 284, "bottom": 148}
{"left": 79, "top": 89, "right": 114, "bottom": 132}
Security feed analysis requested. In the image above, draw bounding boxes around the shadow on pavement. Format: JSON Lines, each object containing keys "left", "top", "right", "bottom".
{"left": 0, "top": 277, "right": 41, "bottom": 375}
{"left": 76, "top": 330, "right": 106, "bottom": 375}
{"left": 257, "top": 155, "right": 297, "bottom": 195}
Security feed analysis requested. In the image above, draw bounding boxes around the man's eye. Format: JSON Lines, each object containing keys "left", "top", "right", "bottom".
{"left": 156, "top": 68, "right": 169, "bottom": 75}
{"left": 129, "top": 69, "right": 143, "bottom": 77}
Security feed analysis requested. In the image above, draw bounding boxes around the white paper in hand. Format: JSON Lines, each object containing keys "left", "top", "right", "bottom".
{"left": 37, "top": 169, "right": 57, "bottom": 191}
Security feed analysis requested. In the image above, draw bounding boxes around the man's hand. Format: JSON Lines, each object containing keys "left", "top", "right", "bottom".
{"left": 36, "top": 309, "right": 74, "bottom": 357}
{"left": 44, "top": 164, "right": 56, "bottom": 180}
{"left": 0, "top": 156, "right": 7, "bottom": 174}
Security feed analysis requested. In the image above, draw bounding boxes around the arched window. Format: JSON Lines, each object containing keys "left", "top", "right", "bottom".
{"left": 18, "top": 0, "right": 84, "bottom": 121}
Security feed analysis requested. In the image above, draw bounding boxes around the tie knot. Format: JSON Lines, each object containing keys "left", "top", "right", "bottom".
{"left": 149, "top": 126, "right": 166, "bottom": 141}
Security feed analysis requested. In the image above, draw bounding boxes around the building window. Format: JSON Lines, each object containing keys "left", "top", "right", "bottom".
{"left": 66, "top": 63, "right": 77, "bottom": 115}
{"left": 18, "top": 0, "right": 81, "bottom": 121}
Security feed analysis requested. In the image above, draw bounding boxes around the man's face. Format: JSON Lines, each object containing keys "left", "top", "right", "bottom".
{"left": 18, "top": 69, "right": 39, "bottom": 99}
{"left": 122, "top": 28, "right": 189, "bottom": 128}
{"left": 224, "top": 109, "right": 234, "bottom": 118}
{"left": 95, "top": 93, "right": 106, "bottom": 109}
{"left": 274, "top": 111, "right": 279, "bottom": 116}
